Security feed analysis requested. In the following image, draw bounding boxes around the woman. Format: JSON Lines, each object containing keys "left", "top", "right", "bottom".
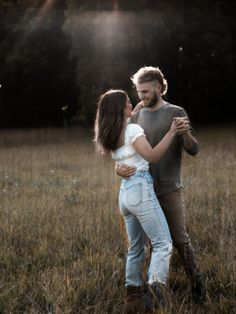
{"left": 94, "top": 89, "right": 184, "bottom": 310}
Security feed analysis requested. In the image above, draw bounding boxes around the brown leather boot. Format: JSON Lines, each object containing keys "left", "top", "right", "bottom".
{"left": 126, "top": 286, "right": 153, "bottom": 313}
{"left": 190, "top": 271, "right": 206, "bottom": 303}
{"left": 147, "top": 282, "right": 168, "bottom": 309}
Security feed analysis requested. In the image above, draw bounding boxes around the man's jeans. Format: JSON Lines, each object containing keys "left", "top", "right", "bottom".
{"left": 119, "top": 171, "right": 172, "bottom": 287}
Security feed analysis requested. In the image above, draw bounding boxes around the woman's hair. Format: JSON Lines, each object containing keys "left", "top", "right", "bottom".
{"left": 131, "top": 66, "right": 168, "bottom": 95}
{"left": 94, "top": 89, "right": 128, "bottom": 154}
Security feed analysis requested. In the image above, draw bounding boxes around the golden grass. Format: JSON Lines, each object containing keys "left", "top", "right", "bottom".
{"left": 0, "top": 126, "right": 235, "bottom": 313}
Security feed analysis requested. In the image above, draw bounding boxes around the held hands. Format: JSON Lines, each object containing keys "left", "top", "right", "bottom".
{"left": 171, "top": 117, "right": 190, "bottom": 135}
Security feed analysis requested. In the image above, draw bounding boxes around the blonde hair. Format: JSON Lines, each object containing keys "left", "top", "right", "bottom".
{"left": 131, "top": 66, "right": 168, "bottom": 95}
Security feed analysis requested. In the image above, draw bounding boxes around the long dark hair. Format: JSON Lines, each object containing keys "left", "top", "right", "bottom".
{"left": 94, "top": 89, "right": 128, "bottom": 153}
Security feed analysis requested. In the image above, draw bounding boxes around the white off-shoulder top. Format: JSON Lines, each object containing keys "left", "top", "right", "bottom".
{"left": 111, "top": 123, "right": 149, "bottom": 171}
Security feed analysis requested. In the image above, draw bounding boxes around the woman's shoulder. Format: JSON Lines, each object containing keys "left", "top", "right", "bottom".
{"left": 127, "top": 123, "right": 144, "bottom": 132}
{"left": 126, "top": 123, "right": 145, "bottom": 144}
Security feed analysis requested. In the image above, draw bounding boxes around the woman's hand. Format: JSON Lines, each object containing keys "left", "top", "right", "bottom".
{"left": 172, "top": 117, "right": 190, "bottom": 134}
{"left": 132, "top": 102, "right": 144, "bottom": 114}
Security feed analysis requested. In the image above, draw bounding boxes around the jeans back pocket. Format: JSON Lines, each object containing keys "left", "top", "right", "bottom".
{"left": 125, "top": 182, "right": 143, "bottom": 208}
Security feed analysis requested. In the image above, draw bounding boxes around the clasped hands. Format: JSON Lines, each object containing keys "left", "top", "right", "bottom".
{"left": 173, "top": 116, "right": 190, "bottom": 135}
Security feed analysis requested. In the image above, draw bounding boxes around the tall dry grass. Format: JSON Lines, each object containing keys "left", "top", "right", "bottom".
{"left": 0, "top": 126, "right": 235, "bottom": 313}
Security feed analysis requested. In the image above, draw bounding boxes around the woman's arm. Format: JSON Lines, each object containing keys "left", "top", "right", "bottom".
{"left": 133, "top": 118, "right": 185, "bottom": 163}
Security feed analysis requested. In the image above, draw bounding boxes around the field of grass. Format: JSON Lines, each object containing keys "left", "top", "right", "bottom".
{"left": 0, "top": 126, "right": 235, "bottom": 313}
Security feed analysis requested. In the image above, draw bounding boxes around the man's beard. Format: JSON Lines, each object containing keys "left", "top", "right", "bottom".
{"left": 143, "top": 92, "right": 159, "bottom": 108}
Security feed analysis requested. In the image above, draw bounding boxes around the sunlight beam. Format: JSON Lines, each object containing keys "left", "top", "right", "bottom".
{"left": 6, "top": 0, "right": 56, "bottom": 63}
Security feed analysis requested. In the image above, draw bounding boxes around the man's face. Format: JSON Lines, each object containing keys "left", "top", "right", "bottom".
{"left": 136, "top": 81, "right": 161, "bottom": 108}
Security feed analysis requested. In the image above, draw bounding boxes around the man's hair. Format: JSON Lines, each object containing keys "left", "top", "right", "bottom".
{"left": 131, "top": 66, "right": 168, "bottom": 95}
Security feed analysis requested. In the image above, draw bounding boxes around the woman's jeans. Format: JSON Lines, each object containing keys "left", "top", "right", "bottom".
{"left": 119, "top": 171, "right": 172, "bottom": 287}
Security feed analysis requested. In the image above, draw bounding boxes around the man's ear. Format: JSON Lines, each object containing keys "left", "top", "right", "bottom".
{"left": 156, "top": 82, "right": 162, "bottom": 94}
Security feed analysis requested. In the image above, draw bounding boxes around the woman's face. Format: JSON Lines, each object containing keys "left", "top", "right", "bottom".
{"left": 124, "top": 97, "right": 133, "bottom": 118}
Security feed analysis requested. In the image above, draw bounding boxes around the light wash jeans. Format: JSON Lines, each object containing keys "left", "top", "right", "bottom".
{"left": 119, "top": 170, "right": 172, "bottom": 287}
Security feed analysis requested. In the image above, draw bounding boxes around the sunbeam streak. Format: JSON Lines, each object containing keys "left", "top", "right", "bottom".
{"left": 5, "top": 0, "right": 56, "bottom": 66}
{"left": 33, "top": 0, "right": 55, "bottom": 27}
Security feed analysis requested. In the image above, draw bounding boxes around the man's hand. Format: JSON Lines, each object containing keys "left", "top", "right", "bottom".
{"left": 173, "top": 117, "right": 190, "bottom": 135}
{"left": 115, "top": 163, "right": 137, "bottom": 179}
{"left": 174, "top": 117, "right": 199, "bottom": 154}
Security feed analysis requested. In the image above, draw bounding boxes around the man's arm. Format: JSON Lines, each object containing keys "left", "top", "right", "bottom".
{"left": 182, "top": 130, "right": 199, "bottom": 156}
{"left": 175, "top": 117, "right": 199, "bottom": 155}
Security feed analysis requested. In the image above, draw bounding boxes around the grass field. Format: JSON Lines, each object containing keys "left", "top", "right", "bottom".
{"left": 0, "top": 126, "right": 235, "bottom": 313}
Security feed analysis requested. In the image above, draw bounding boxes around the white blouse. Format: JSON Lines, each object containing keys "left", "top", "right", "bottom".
{"left": 111, "top": 123, "right": 149, "bottom": 171}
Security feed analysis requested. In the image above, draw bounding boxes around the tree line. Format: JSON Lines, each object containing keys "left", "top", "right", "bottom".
{"left": 0, "top": 0, "right": 235, "bottom": 127}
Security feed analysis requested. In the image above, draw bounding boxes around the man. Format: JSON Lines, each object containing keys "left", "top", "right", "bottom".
{"left": 116, "top": 66, "right": 205, "bottom": 302}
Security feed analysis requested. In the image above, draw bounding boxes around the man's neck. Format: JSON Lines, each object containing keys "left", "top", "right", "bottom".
{"left": 148, "top": 98, "right": 166, "bottom": 112}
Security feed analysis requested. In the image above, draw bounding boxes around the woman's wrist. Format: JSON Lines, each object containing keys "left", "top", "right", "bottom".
{"left": 168, "top": 128, "right": 176, "bottom": 137}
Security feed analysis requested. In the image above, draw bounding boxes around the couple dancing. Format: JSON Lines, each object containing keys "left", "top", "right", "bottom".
{"left": 94, "top": 66, "right": 205, "bottom": 311}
